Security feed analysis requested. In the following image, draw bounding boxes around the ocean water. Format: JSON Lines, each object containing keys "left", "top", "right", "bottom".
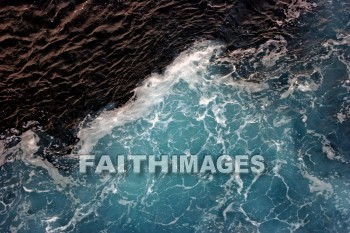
{"left": 1, "top": 38, "right": 350, "bottom": 232}
{"left": 1, "top": 0, "right": 350, "bottom": 233}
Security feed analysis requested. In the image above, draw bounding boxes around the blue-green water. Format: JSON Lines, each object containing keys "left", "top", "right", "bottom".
{"left": 1, "top": 3, "right": 350, "bottom": 232}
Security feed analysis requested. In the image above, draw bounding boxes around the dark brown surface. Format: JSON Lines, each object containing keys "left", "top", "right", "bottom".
{"left": 0, "top": 0, "right": 311, "bottom": 147}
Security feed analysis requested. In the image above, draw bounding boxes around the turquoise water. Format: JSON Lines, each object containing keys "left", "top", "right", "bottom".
{"left": 1, "top": 38, "right": 349, "bottom": 232}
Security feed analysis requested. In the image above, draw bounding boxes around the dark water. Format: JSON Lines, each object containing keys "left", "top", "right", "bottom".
{"left": 0, "top": 0, "right": 350, "bottom": 232}
{"left": 0, "top": 0, "right": 327, "bottom": 149}
{"left": 0, "top": 0, "right": 232, "bottom": 145}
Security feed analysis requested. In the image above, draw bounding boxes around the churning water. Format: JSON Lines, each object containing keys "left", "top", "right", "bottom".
{"left": 0, "top": 0, "right": 350, "bottom": 232}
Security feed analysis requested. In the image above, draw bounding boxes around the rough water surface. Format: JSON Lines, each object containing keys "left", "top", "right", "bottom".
{"left": 0, "top": 0, "right": 350, "bottom": 232}
{"left": 0, "top": 0, "right": 322, "bottom": 147}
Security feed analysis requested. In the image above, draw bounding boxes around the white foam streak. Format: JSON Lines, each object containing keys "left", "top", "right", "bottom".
{"left": 302, "top": 170, "right": 334, "bottom": 199}
{"left": 20, "top": 130, "right": 72, "bottom": 188}
{"left": 76, "top": 41, "right": 222, "bottom": 154}
{"left": 284, "top": 0, "right": 316, "bottom": 22}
